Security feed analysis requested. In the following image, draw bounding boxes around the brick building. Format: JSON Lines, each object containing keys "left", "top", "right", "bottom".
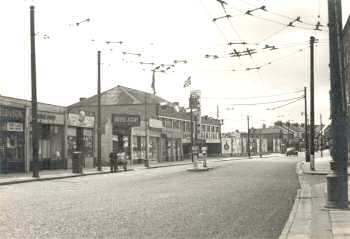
{"left": 68, "top": 85, "right": 222, "bottom": 165}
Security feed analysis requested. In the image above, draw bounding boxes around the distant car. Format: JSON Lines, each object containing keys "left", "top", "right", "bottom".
{"left": 286, "top": 147, "right": 298, "bottom": 156}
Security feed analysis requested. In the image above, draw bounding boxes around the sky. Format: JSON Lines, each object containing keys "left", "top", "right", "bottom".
{"left": 1, "top": 0, "right": 350, "bottom": 132}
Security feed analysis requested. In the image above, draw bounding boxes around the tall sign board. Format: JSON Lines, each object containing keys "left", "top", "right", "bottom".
{"left": 190, "top": 90, "right": 202, "bottom": 140}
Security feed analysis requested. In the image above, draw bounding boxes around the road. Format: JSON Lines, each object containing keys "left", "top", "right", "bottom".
{"left": 0, "top": 156, "right": 300, "bottom": 239}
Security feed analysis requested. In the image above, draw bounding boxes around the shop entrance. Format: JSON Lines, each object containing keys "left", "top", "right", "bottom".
{"left": 0, "top": 106, "right": 25, "bottom": 173}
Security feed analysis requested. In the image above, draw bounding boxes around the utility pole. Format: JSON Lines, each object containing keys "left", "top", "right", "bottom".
{"left": 30, "top": 6, "right": 39, "bottom": 178}
{"left": 287, "top": 121, "right": 290, "bottom": 148}
{"left": 310, "top": 36, "right": 316, "bottom": 171}
{"left": 320, "top": 114, "right": 323, "bottom": 158}
{"left": 97, "top": 51, "right": 102, "bottom": 171}
{"left": 304, "top": 87, "right": 310, "bottom": 162}
{"left": 326, "top": 0, "right": 349, "bottom": 209}
{"left": 259, "top": 128, "right": 262, "bottom": 158}
{"left": 190, "top": 95, "right": 194, "bottom": 163}
{"left": 247, "top": 115, "right": 251, "bottom": 158}
{"left": 144, "top": 93, "right": 149, "bottom": 167}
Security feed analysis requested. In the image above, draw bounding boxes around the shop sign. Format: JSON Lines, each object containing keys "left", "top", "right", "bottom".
{"left": 112, "top": 114, "right": 140, "bottom": 127}
{"left": 149, "top": 118, "right": 163, "bottom": 129}
{"left": 68, "top": 112, "right": 95, "bottom": 128}
{"left": 0, "top": 106, "right": 25, "bottom": 121}
{"left": 192, "top": 145, "right": 199, "bottom": 151}
{"left": 113, "top": 127, "right": 130, "bottom": 135}
{"left": 37, "top": 112, "right": 64, "bottom": 125}
{"left": 6, "top": 122, "right": 24, "bottom": 132}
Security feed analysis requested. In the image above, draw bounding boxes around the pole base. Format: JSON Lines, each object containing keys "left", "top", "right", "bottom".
{"left": 325, "top": 173, "right": 349, "bottom": 209}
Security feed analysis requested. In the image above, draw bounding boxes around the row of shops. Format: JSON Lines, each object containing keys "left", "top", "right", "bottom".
{"left": 1, "top": 86, "right": 222, "bottom": 173}
{"left": 0, "top": 96, "right": 95, "bottom": 173}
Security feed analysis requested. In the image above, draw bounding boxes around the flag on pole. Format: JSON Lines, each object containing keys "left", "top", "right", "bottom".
{"left": 183, "top": 76, "right": 191, "bottom": 88}
{"left": 151, "top": 70, "right": 156, "bottom": 95}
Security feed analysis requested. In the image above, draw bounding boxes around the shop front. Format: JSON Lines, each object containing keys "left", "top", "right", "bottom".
{"left": 111, "top": 114, "right": 141, "bottom": 165}
{"left": 0, "top": 105, "right": 25, "bottom": 173}
{"left": 160, "top": 128, "right": 183, "bottom": 162}
{"left": 29, "top": 111, "right": 65, "bottom": 170}
{"left": 126, "top": 118, "right": 162, "bottom": 165}
{"left": 67, "top": 111, "right": 95, "bottom": 168}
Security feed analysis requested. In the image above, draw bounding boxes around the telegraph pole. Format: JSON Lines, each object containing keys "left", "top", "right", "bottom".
{"left": 144, "top": 93, "right": 149, "bottom": 167}
{"left": 310, "top": 36, "right": 316, "bottom": 171}
{"left": 190, "top": 95, "right": 194, "bottom": 162}
{"left": 320, "top": 114, "right": 323, "bottom": 158}
{"left": 30, "top": 6, "right": 39, "bottom": 178}
{"left": 304, "top": 87, "right": 310, "bottom": 162}
{"left": 247, "top": 115, "right": 251, "bottom": 158}
{"left": 287, "top": 121, "right": 290, "bottom": 147}
{"left": 259, "top": 128, "right": 262, "bottom": 158}
{"left": 97, "top": 51, "right": 102, "bottom": 171}
{"left": 326, "top": 0, "right": 348, "bottom": 209}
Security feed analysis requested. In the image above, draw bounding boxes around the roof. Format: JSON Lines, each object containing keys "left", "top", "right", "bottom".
{"left": 69, "top": 85, "right": 170, "bottom": 108}
{"left": 0, "top": 95, "right": 66, "bottom": 113}
{"left": 254, "top": 127, "right": 285, "bottom": 135}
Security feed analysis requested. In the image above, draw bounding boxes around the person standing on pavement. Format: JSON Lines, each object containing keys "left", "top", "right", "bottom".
{"left": 109, "top": 151, "right": 117, "bottom": 173}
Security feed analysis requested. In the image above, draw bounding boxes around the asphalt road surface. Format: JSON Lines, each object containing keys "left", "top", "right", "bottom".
{"left": 0, "top": 156, "right": 300, "bottom": 239}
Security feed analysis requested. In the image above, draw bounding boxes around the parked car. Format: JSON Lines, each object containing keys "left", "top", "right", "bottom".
{"left": 286, "top": 147, "right": 298, "bottom": 156}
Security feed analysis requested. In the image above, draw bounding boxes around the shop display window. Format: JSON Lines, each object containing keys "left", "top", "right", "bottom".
{"left": 0, "top": 106, "right": 25, "bottom": 173}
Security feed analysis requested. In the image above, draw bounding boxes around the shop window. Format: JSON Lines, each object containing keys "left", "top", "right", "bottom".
{"left": 40, "top": 124, "right": 51, "bottom": 140}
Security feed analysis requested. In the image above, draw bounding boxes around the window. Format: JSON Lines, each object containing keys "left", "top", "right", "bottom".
{"left": 181, "top": 121, "right": 186, "bottom": 131}
{"left": 207, "top": 125, "right": 210, "bottom": 131}
{"left": 185, "top": 122, "right": 190, "bottom": 132}
{"left": 165, "top": 119, "right": 172, "bottom": 128}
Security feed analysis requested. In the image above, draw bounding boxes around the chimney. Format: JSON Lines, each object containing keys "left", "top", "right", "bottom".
{"left": 262, "top": 124, "right": 266, "bottom": 129}
{"left": 79, "top": 97, "right": 87, "bottom": 102}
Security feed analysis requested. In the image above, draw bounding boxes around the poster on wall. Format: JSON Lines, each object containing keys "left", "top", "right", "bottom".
{"left": 68, "top": 111, "right": 95, "bottom": 128}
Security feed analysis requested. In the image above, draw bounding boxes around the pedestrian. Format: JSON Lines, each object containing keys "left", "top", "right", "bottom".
{"left": 109, "top": 152, "right": 117, "bottom": 173}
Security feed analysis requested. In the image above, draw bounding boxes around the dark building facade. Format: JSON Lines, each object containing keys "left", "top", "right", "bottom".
{"left": 0, "top": 95, "right": 95, "bottom": 173}
{"left": 68, "top": 85, "right": 222, "bottom": 165}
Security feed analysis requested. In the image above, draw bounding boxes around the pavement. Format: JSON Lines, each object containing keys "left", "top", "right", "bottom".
{"left": 281, "top": 150, "right": 350, "bottom": 239}
{"left": 0, "top": 155, "right": 261, "bottom": 186}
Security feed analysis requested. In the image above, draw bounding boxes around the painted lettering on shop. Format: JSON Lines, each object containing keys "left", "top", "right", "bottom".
{"left": 112, "top": 114, "right": 140, "bottom": 127}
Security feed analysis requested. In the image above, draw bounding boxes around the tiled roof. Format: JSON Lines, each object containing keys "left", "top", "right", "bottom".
{"left": 69, "top": 85, "right": 170, "bottom": 108}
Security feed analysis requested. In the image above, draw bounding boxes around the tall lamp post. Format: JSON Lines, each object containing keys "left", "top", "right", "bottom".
{"left": 97, "top": 51, "right": 102, "bottom": 171}
{"left": 30, "top": 6, "right": 39, "bottom": 178}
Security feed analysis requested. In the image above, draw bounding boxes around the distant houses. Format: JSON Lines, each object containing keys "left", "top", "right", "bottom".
{"left": 222, "top": 121, "right": 326, "bottom": 156}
